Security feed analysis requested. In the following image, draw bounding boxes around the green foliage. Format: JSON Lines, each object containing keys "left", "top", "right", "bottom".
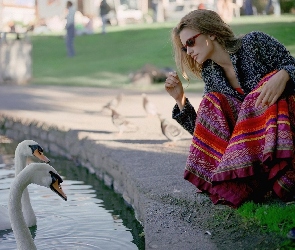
{"left": 281, "top": 0, "right": 295, "bottom": 13}
{"left": 238, "top": 201, "right": 295, "bottom": 236}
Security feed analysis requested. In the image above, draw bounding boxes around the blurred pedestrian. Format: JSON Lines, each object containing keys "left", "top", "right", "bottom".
{"left": 152, "top": 0, "right": 158, "bottom": 22}
{"left": 99, "top": 0, "right": 111, "bottom": 34}
{"left": 243, "top": 0, "right": 254, "bottom": 15}
{"left": 265, "top": 0, "right": 281, "bottom": 16}
{"left": 65, "top": 1, "right": 76, "bottom": 57}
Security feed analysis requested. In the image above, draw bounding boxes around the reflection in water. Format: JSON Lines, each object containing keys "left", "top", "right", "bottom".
{"left": 0, "top": 139, "right": 145, "bottom": 250}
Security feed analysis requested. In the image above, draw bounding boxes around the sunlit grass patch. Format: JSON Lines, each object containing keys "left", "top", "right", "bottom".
{"left": 237, "top": 201, "right": 295, "bottom": 236}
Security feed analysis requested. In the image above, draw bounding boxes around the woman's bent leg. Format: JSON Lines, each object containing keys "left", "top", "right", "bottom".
{"left": 184, "top": 92, "right": 242, "bottom": 196}
{"left": 185, "top": 72, "right": 295, "bottom": 207}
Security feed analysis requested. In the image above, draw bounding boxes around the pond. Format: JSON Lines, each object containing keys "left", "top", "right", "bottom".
{"left": 0, "top": 137, "right": 145, "bottom": 249}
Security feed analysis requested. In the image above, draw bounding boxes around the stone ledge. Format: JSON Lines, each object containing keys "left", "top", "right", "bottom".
{"left": 0, "top": 113, "right": 143, "bottom": 221}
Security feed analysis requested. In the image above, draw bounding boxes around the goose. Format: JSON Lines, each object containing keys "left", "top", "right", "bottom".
{"left": 0, "top": 140, "right": 50, "bottom": 230}
{"left": 8, "top": 162, "right": 67, "bottom": 250}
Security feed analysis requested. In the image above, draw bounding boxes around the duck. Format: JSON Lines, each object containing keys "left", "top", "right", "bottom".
{"left": 0, "top": 140, "right": 50, "bottom": 230}
{"left": 8, "top": 162, "right": 67, "bottom": 250}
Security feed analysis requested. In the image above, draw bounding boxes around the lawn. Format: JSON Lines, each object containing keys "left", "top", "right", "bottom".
{"left": 31, "top": 14, "right": 295, "bottom": 90}
{"left": 31, "top": 22, "right": 176, "bottom": 88}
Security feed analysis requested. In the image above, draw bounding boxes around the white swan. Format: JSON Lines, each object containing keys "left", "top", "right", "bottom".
{"left": 0, "top": 140, "right": 50, "bottom": 230}
{"left": 8, "top": 162, "right": 67, "bottom": 250}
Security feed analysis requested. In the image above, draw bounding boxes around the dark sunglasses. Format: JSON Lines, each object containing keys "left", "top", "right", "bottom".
{"left": 181, "top": 33, "right": 202, "bottom": 52}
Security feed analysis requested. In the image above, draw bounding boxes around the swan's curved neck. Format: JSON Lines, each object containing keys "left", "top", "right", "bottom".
{"left": 14, "top": 149, "right": 36, "bottom": 227}
{"left": 8, "top": 172, "right": 37, "bottom": 250}
{"left": 14, "top": 151, "right": 27, "bottom": 175}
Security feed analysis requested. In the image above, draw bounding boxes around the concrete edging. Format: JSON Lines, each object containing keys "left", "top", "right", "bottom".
{"left": 0, "top": 113, "right": 141, "bottom": 209}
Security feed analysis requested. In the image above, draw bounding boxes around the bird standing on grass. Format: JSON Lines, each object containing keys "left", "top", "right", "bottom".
{"left": 111, "top": 109, "right": 138, "bottom": 135}
{"left": 142, "top": 93, "right": 158, "bottom": 116}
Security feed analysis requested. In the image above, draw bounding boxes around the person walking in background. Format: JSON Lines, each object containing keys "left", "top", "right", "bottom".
{"left": 165, "top": 10, "right": 295, "bottom": 208}
{"left": 243, "top": 0, "right": 254, "bottom": 15}
{"left": 151, "top": 0, "right": 158, "bottom": 22}
{"left": 99, "top": 0, "right": 111, "bottom": 34}
{"left": 65, "top": 1, "right": 76, "bottom": 57}
{"left": 265, "top": 0, "right": 281, "bottom": 16}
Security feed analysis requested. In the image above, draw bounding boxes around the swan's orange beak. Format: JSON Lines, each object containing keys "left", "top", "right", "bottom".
{"left": 33, "top": 149, "right": 50, "bottom": 163}
{"left": 50, "top": 179, "right": 67, "bottom": 201}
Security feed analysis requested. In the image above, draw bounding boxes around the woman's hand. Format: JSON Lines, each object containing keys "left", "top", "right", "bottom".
{"left": 165, "top": 72, "right": 186, "bottom": 110}
{"left": 255, "top": 70, "right": 290, "bottom": 108}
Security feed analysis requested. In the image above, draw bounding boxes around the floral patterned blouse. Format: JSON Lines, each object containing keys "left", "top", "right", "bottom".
{"left": 172, "top": 31, "right": 295, "bottom": 135}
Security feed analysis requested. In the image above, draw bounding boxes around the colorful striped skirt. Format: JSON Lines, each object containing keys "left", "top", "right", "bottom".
{"left": 185, "top": 72, "right": 295, "bottom": 208}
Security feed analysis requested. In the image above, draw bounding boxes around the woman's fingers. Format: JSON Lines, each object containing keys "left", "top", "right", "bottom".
{"left": 255, "top": 91, "right": 264, "bottom": 108}
{"left": 255, "top": 74, "right": 287, "bottom": 108}
{"left": 255, "top": 89, "right": 279, "bottom": 108}
{"left": 165, "top": 72, "right": 185, "bottom": 101}
{"left": 165, "top": 74, "right": 180, "bottom": 88}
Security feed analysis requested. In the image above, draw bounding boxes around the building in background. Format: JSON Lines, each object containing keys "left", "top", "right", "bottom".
{"left": 0, "top": 0, "right": 149, "bottom": 32}
{"left": 0, "top": 0, "right": 243, "bottom": 33}
{"left": 0, "top": 0, "right": 36, "bottom": 32}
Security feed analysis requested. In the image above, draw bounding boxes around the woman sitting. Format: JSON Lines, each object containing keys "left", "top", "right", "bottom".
{"left": 165, "top": 9, "right": 295, "bottom": 208}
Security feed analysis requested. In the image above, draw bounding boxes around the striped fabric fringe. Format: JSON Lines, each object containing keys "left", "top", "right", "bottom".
{"left": 185, "top": 71, "right": 295, "bottom": 207}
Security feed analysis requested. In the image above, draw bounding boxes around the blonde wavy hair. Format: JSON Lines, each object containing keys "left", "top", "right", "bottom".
{"left": 172, "top": 9, "right": 242, "bottom": 80}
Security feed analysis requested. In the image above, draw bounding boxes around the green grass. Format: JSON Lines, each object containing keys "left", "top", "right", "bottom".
{"left": 31, "top": 22, "right": 176, "bottom": 88}
{"left": 31, "top": 14, "right": 295, "bottom": 90}
{"left": 238, "top": 201, "right": 295, "bottom": 236}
